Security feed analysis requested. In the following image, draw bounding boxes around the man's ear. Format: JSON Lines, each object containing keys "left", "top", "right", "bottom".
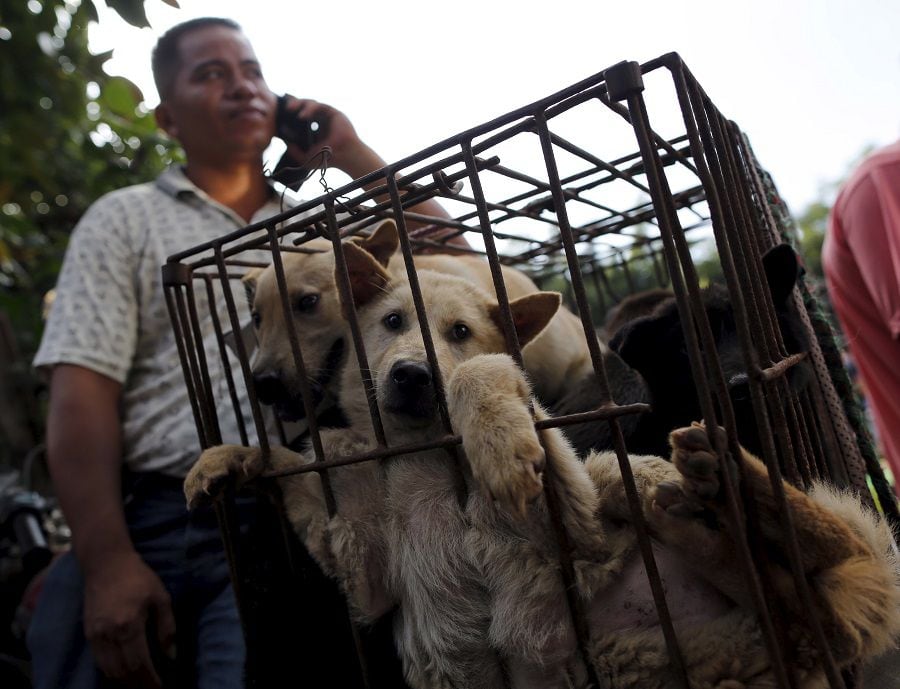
{"left": 490, "top": 292, "right": 561, "bottom": 349}
{"left": 354, "top": 219, "right": 399, "bottom": 268}
{"left": 154, "top": 103, "right": 179, "bottom": 140}
{"left": 762, "top": 243, "right": 802, "bottom": 306}
{"left": 340, "top": 242, "right": 392, "bottom": 318}
{"left": 242, "top": 267, "right": 264, "bottom": 309}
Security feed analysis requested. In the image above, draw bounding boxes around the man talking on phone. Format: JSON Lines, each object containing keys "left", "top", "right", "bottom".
{"left": 28, "top": 16, "right": 460, "bottom": 689}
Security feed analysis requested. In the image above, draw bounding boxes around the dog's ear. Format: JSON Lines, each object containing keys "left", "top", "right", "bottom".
{"left": 492, "top": 291, "right": 561, "bottom": 349}
{"left": 242, "top": 267, "right": 264, "bottom": 308}
{"left": 353, "top": 219, "right": 399, "bottom": 268}
{"left": 610, "top": 311, "right": 671, "bottom": 378}
{"left": 340, "top": 242, "right": 392, "bottom": 317}
{"left": 762, "top": 243, "right": 802, "bottom": 307}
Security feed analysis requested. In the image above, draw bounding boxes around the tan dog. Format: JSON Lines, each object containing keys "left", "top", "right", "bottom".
{"left": 187, "top": 243, "right": 900, "bottom": 689}
{"left": 195, "top": 245, "right": 565, "bottom": 688}
{"left": 242, "top": 219, "right": 594, "bottom": 422}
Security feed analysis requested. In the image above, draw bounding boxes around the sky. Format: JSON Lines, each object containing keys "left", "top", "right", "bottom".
{"left": 88, "top": 0, "right": 900, "bottom": 217}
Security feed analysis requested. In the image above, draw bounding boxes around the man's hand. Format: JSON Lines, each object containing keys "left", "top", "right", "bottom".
{"left": 46, "top": 365, "right": 174, "bottom": 686}
{"left": 83, "top": 550, "right": 176, "bottom": 689}
{"left": 277, "top": 96, "right": 469, "bottom": 248}
{"left": 278, "top": 96, "right": 371, "bottom": 174}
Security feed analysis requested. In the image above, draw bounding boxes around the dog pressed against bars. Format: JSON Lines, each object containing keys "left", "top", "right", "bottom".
{"left": 185, "top": 240, "right": 900, "bottom": 689}
{"left": 240, "top": 219, "right": 623, "bottom": 429}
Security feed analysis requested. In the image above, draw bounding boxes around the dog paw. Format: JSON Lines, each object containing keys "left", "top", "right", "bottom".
{"left": 652, "top": 422, "right": 725, "bottom": 518}
{"left": 480, "top": 415, "right": 546, "bottom": 519}
{"left": 184, "top": 444, "right": 266, "bottom": 509}
{"left": 447, "top": 354, "right": 544, "bottom": 518}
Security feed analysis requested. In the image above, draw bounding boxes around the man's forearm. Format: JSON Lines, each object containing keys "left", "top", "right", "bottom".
{"left": 47, "top": 365, "right": 133, "bottom": 575}
{"left": 338, "top": 141, "right": 469, "bottom": 249}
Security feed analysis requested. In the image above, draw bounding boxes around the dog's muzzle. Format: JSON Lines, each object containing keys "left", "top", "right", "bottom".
{"left": 384, "top": 359, "right": 437, "bottom": 419}
{"left": 251, "top": 338, "right": 346, "bottom": 422}
{"left": 253, "top": 371, "right": 323, "bottom": 422}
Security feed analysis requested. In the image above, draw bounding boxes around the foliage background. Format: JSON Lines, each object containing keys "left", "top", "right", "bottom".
{"left": 0, "top": 0, "right": 179, "bottom": 465}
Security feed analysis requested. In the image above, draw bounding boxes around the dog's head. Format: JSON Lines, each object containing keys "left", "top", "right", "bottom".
{"left": 337, "top": 241, "right": 561, "bottom": 435}
{"left": 242, "top": 220, "right": 400, "bottom": 421}
{"left": 610, "top": 243, "right": 809, "bottom": 456}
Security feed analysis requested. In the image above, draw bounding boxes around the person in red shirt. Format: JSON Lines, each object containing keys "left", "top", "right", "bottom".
{"left": 823, "top": 141, "right": 900, "bottom": 495}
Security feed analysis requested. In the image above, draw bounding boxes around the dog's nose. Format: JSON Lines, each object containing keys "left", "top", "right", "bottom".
{"left": 253, "top": 372, "right": 287, "bottom": 405}
{"left": 390, "top": 360, "right": 433, "bottom": 391}
{"left": 386, "top": 360, "right": 437, "bottom": 419}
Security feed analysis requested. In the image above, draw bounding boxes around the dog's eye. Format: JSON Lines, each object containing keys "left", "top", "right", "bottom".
{"left": 383, "top": 312, "right": 403, "bottom": 330}
{"left": 296, "top": 294, "right": 319, "bottom": 313}
{"left": 451, "top": 323, "right": 470, "bottom": 341}
{"left": 252, "top": 311, "right": 261, "bottom": 328}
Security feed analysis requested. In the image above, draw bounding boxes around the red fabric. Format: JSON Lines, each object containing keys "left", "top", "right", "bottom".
{"left": 824, "top": 141, "right": 900, "bottom": 491}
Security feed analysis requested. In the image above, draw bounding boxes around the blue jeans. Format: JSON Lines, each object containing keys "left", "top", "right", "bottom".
{"left": 27, "top": 473, "right": 247, "bottom": 689}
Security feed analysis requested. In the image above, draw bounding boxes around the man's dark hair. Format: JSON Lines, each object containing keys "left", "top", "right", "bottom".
{"left": 151, "top": 17, "right": 242, "bottom": 99}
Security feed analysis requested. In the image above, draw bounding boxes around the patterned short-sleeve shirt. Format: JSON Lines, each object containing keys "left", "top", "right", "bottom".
{"left": 34, "top": 166, "right": 299, "bottom": 477}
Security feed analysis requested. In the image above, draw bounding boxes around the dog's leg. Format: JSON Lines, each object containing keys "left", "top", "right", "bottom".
{"left": 447, "top": 353, "right": 611, "bottom": 673}
{"left": 184, "top": 444, "right": 269, "bottom": 508}
{"left": 272, "top": 445, "right": 393, "bottom": 623}
{"left": 446, "top": 353, "right": 602, "bottom": 528}
{"left": 185, "top": 444, "right": 335, "bottom": 569}
{"left": 185, "top": 443, "right": 393, "bottom": 622}
{"left": 446, "top": 353, "right": 545, "bottom": 518}
{"left": 649, "top": 423, "right": 900, "bottom": 666}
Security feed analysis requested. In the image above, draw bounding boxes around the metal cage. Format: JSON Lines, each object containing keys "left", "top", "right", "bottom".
{"left": 163, "top": 53, "right": 898, "bottom": 689}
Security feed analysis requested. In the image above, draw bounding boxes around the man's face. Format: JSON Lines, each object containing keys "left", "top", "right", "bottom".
{"left": 155, "top": 26, "right": 277, "bottom": 165}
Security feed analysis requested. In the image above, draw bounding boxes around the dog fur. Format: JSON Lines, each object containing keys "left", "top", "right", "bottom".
{"left": 187, "top": 243, "right": 900, "bottom": 688}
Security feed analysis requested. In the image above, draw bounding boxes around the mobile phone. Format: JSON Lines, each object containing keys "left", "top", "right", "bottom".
{"left": 275, "top": 94, "right": 326, "bottom": 152}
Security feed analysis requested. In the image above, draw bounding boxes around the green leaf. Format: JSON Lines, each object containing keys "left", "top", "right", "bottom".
{"left": 104, "top": 0, "right": 150, "bottom": 29}
{"left": 82, "top": 0, "right": 100, "bottom": 23}
{"left": 94, "top": 48, "right": 115, "bottom": 63}
{"left": 1, "top": 0, "right": 176, "bottom": 453}
{"left": 101, "top": 76, "right": 143, "bottom": 117}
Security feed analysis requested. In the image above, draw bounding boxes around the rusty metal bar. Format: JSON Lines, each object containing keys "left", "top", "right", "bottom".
{"left": 213, "top": 245, "right": 271, "bottom": 455}
{"left": 264, "top": 225, "right": 339, "bottom": 518}
{"left": 680, "top": 58, "right": 845, "bottom": 689}
{"left": 328, "top": 206, "right": 388, "bottom": 451}
{"left": 201, "top": 275, "right": 250, "bottom": 447}
{"left": 163, "top": 281, "right": 209, "bottom": 449}
{"left": 670, "top": 59, "right": 804, "bottom": 689}
{"left": 385, "top": 173, "right": 470, "bottom": 508}
{"left": 184, "top": 277, "right": 223, "bottom": 445}
{"left": 715, "top": 110, "right": 848, "bottom": 687}
{"left": 534, "top": 402, "right": 652, "bottom": 429}
{"left": 172, "top": 284, "right": 219, "bottom": 448}
{"left": 585, "top": 261, "right": 608, "bottom": 315}
{"left": 263, "top": 434, "right": 462, "bottom": 478}
{"left": 465, "top": 127, "right": 611, "bottom": 684}
{"left": 535, "top": 105, "right": 692, "bottom": 687}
